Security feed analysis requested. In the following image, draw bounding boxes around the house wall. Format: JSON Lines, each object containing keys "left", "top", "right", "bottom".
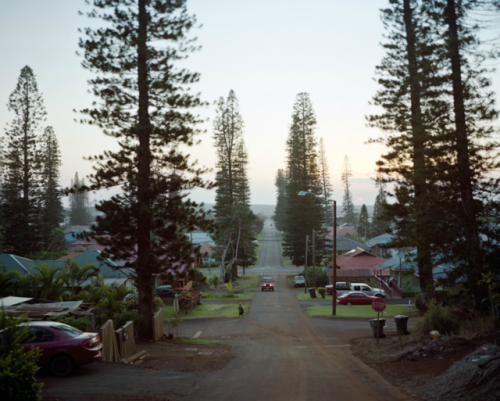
{"left": 390, "top": 270, "right": 420, "bottom": 293}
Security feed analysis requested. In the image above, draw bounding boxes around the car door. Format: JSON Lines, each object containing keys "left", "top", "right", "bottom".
{"left": 348, "top": 294, "right": 357, "bottom": 304}
{"left": 362, "top": 285, "right": 373, "bottom": 296}
{"left": 357, "top": 293, "right": 369, "bottom": 305}
{"left": 23, "top": 327, "right": 57, "bottom": 366}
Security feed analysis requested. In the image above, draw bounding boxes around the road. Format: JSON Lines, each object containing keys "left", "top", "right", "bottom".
{"left": 41, "top": 222, "right": 415, "bottom": 401}
{"left": 182, "top": 222, "right": 413, "bottom": 400}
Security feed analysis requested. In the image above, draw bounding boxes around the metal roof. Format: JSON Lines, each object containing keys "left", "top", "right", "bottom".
{"left": 0, "top": 296, "right": 34, "bottom": 307}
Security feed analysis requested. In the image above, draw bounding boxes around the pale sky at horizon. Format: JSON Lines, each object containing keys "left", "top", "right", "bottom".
{"left": 1, "top": 0, "right": 499, "bottom": 208}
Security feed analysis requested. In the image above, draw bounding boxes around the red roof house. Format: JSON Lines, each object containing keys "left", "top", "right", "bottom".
{"left": 328, "top": 247, "right": 390, "bottom": 277}
{"left": 326, "top": 225, "right": 358, "bottom": 238}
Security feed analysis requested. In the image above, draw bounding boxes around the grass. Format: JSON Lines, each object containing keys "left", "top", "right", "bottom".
{"left": 296, "top": 293, "right": 334, "bottom": 302}
{"left": 235, "top": 274, "right": 259, "bottom": 288}
{"left": 203, "top": 292, "right": 256, "bottom": 301}
{"left": 164, "top": 303, "right": 250, "bottom": 319}
{"left": 179, "top": 338, "right": 226, "bottom": 345}
{"left": 305, "top": 305, "right": 420, "bottom": 318}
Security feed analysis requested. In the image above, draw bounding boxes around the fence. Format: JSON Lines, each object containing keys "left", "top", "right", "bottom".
{"left": 99, "top": 320, "right": 121, "bottom": 362}
{"left": 152, "top": 307, "right": 164, "bottom": 342}
{"left": 116, "top": 321, "right": 136, "bottom": 360}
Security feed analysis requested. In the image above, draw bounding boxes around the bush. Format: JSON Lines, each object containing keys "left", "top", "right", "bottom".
{"left": 318, "top": 288, "right": 326, "bottom": 299}
{"left": 0, "top": 310, "right": 42, "bottom": 401}
{"left": 414, "top": 292, "right": 425, "bottom": 311}
{"left": 153, "top": 296, "right": 163, "bottom": 313}
{"left": 435, "top": 289, "right": 453, "bottom": 307}
{"left": 114, "top": 310, "right": 143, "bottom": 330}
{"left": 48, "top": 316, "right": 91, "bottom": 332}
{"left": 414, "top": 299, "right": 459, "bottom": 336}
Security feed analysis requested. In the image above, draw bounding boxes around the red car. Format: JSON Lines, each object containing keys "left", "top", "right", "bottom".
{"left": 20, "top": 321, "right": 102, "bottom": 377}
{"left": 336, "top": 291, "right": 378, "bottom": 306}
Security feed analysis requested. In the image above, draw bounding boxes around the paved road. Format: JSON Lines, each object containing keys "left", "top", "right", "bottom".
{"left": 181, "top": 222, "right": 413, "bottom": 401}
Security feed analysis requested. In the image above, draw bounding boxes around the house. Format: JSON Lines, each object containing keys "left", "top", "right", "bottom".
{"left": 326, "top": 225, "right": 358, "bottom": 238}
{"left": 324, "top": 235, "right": 370, "bottom": 256}
{"left": 379, "top": 250, "right": 420, "bottom": 293}
{"left": 186, "top": 230, "right": 215, "bottom": 245}
{"left": 366, "top": 233, "right": 398, "bottom": 258}
{"left": 326, "top": 247, "right": 390, "bottom": 284}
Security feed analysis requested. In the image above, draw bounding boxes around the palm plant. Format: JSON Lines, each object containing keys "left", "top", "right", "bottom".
{"left": 0, "top": 266, "right": 22, "bottom": 298}
{"left": 59, "top": 261, "right": 99, "bottom": 298}
{"left": 97, "top": 283, "right": 132, "bottom": 319}
{"left": 32, "top": 264, "right": 66, "bottom": 300}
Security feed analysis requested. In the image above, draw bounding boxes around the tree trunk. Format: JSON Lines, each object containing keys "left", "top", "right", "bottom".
{"left": 445, "top": 0, "right": 482, "bottom": 277}
{"left": 403, "top": 0, "right": 435, "bottom": 300}
{"left": 137, "top": 0, "right": 153, "bottom": 340}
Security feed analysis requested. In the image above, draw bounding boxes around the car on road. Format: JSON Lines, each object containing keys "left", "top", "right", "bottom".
{"left": 336, "top": 291, "right": 378, "bottom": 306}
{"left": 326, "top": 282, "right": 385, "bottom": 298}
{"left": 18, "top": 321, "right": 102, "bottom": 377}
{"left": 293, "top": 275, "right": 305, "bottom": 288}
{"left": 261, "top": 277, "right": 275, "bottom": 291}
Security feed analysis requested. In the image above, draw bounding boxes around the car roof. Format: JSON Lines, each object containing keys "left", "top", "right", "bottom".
{"left": 24, "top": 321, "right": 61, "bottom": 327}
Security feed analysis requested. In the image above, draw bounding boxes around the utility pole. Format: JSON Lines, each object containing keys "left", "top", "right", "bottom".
{"left": 312, "top": 229, "right": 316, "bottom": 297}
{"left": 304, "top": 235, "right": 308, "bottom": 294}
{"left": 332, "top": 201, "right": 337, "bottom": 316}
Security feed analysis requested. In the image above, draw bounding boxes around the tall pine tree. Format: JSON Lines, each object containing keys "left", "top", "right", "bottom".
{"left": 273, "top": 169, "right": 287, "bottom": 231}
{"left": 40, "top": 127, "right": 64, "bottom": 237}
{"left": 1, "top": 66, "right": 46, "bottom": 256}
{"left": 318, "top": 138, "right": 334, "bottom": 226}
{"left": 78, "top": 0, "right": 213, "bottom": 339}
{"left": 282, "top": 93, "right": 327, "bottom": 266}
{"left": 212, "top": 90, "right": 256, "bottom": 279}
{"left": 357, "top": 204, "right": 370, "bottom": 241}
{"left": 341, "top": 155, "right": 356, "bottom": 225}
{"left": 69, "top": 172, "right": 91, "bottom": 226}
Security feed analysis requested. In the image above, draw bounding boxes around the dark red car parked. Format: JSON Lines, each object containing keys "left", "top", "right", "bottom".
{"left": 20, "top": 321, "right": 102, "bottom": 377}
{"left": 336, "top": 291, "right": 378, "bottom": 306}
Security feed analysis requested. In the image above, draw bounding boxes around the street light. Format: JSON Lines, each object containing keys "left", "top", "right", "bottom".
{"left": 298, "top": 191, "right": 337, "bottom": 315}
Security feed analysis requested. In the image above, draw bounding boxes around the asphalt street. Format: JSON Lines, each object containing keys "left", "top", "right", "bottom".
{"left": 181, "top": 223, "right": 415, "bottom": 401}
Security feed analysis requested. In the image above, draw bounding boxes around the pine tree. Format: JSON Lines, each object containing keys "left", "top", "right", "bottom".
{"left": 40, "top": 127, "right": 64, "bottom": 239}
{"left": 282, "top": 93, "right": 327, "bottom": 266}
{"left": 79, "top": 0, "right": 213, "bottom": 339}
{"left": 371, "top": 182, "right": 391, "bottom": 237}
{"left": 1, "top": 66, "right": 46, "bottom": 256}
{"left": 341, "top": 155, "right": 356, "bottom": 225}
{"left": 357, "top": 204, "right": 370, "bottom": 241}
{"left": 69, "top": 172, "right": 90, "bottom": 226}
{"left": 212, "top": 90, "right": 256, "bottom": 279}
{"left": 318, "top": 138, "right": 334, "bottom": 226}
{"left": 273, "top": 169, "right": 287, "bottom": 231}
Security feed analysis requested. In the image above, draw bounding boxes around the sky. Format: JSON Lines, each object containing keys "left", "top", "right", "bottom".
{"left": 1, "top": 0, "right": 499, "bottom": 207}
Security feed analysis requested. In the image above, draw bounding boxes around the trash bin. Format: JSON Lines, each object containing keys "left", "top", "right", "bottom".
{"left": 369, "top": 318, "right": 386, "bottom": 339}
{"left": 308, "top": 288, "right": 316, "bottom": 298}
{"left": 394, "top": 315, "right": 410, "bottom": 335}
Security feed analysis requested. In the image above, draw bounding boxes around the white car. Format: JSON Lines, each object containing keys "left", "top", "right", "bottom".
{"left": 293, "top": 275, "right": 305, "bottom": 288}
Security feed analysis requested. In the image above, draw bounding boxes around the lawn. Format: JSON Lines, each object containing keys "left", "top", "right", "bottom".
{"left": 199, "top": 272, "right": 259, "bottom": 288}
{"left": 203, "top": 292, "right": 256, "bottom": 301}
{"left": 164, "top": 304, "right": 249, "bottom": 319}
{"left": 305, "top": 305, "right": 420, "bottom": 319}
{"left": 296, "top": 293, "right": 334, "bottom": 301}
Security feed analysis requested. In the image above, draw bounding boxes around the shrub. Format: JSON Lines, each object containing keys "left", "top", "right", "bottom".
{"left": 318, "top": 288, "right": 326, "bottom": 299}
{"left": 153, "top": 296, "right": 163, "bottom": 313}
{"left": 414, "top": 292, "right": 425, "bottom": 311}
{"left": 414, "top": 299, "right": 459, "bottom": 336}
{"left": 0, "top": 310, "right": 42, "bottom": 401}
{"left": 113, "top": 311, "right": 143, "bottom": 330}
{"left": 48, "top": 316, "right": 91, "bottom": 332}
{"left": 435, "top": 290, "right": 453, "bottom": 307}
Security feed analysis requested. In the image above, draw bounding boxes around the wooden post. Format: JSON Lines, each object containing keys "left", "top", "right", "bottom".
{"left": 312, "top": 229, "right": 316, "bottom": 294}
{"left": 304, "top": 235, "right": 308, "bottom": 294}
{"left": 332, "top": 201, "right": 337, "bottom": 316}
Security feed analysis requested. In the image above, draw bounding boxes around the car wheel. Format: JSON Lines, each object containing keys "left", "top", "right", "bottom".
{"left": 261, "top": 289, "right": 264, "bottom": 292}
{"left": 272, "top": 289, "right": 274, "bottom": 291}
{"left": 346, "top": 302, "right": 352, "bottom": 306}
{"left": 50, "top": 355, "right": 74, "bottom": 377}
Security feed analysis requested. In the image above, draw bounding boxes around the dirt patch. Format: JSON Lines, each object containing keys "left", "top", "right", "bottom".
{"left": 350, "top": 331, "right": 500, "bottom": 400}
{"left": 117, "top": 338, "right": 234, "bottom": 373}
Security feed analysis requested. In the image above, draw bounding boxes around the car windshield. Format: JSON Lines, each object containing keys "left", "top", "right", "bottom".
{"left": 263, "top": 279, "right": 273, "bottom": 283}
{"left": 51, "top": 324, "right": 84, "bottom": 338}
{"left": 339, "top": 293, "right": 350, "bottom": 298}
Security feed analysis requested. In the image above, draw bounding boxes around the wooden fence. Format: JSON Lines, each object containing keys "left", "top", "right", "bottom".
{"left": 116, "top": 321, "right": 137, "bottom": 360}
{"left": 152, "top": 307, "right": 164, "bottom": 342}
{"left": 99, "top": 320, "right": 121, "bottom": 362}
